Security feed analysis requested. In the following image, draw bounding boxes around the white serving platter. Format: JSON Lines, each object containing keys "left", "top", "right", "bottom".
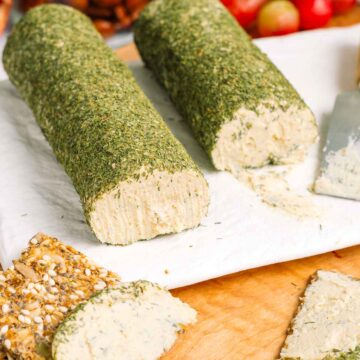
{"left": 1, "top": 25, "right": 360, "bottom": 289}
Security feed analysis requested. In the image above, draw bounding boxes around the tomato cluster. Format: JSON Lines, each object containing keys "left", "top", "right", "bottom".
{"left": 221, "top": 0, "right": 356, "bottom": 37}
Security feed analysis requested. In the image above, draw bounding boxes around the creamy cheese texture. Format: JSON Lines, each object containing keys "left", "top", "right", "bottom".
{"left": 314, "top": 137, "right": 360, "bottom": 201}
{"left": 211, "top": 103, "right": 318, "bottom": 170}
{"left": 233, "top": 167, "right": 320, "bottom": 219}
{"left": 280, "top": 270, "right": 360, "bottom": 360}
{"left": 52, "top": 281, "right": 197, "bottom": 360}
{"left": 89, "top": 169, "right": 209, "bottom": 245}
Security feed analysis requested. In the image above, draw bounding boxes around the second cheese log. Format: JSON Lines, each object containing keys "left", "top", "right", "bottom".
{"left": 3, "top": 5, "right": 209, "bottom": 245}
{"left": 134, "top": 0, "right": 318, "bottom": 171}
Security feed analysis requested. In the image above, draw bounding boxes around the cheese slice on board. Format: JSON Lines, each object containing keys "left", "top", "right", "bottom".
{"left": 52, "top": 281, "right": 197, "bottom": 360}
{"left": 280, "top": 270, "right": 360, "bottom": 360}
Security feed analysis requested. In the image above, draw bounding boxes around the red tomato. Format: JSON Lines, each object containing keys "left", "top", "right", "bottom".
{"left": 294, "top": 0, "right": 333, "bottom": 29}
{"left": 258, "top": 1, "right": 300, "bottom": 37}
{"left": 332, "top": 0, "right": 356, "bottom": 14}
{"left": 0, "top": 0, "right": 11, "bottom": 35}
{"left": 220, "top": 0, "right": 233, "bottom": 6}
{"left": 224, "top": 0, "right": 267, "bottom": 28}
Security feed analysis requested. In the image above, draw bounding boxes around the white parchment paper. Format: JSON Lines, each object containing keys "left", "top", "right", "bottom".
{"left": 1, "top": 25, "right": 360, "bottom": 289}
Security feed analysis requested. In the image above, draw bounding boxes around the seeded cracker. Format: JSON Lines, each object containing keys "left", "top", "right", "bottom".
{"left": 0, "top": 233, "right": 120, "bottom": 359}
{"left": 134, "top": 0, "right": 318, "bottom": 172}
{"left": 280, "top": 270, "right": 360, "bottom": 360}
{"left": 3, "top": 4, "right": 209, "bottom": 245}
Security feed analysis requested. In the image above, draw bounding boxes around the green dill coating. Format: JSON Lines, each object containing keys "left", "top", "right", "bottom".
{"left": 282, "top": 346, "right": 360, "bottom": 360}
{"left": 330, "top": 346, "right": 360, "bottom": 360}
{"left": 3, "top": 4, "right": 208, "bottom": 244}
{"left": 134, "top": 0, "right": 317, "bottom": 169}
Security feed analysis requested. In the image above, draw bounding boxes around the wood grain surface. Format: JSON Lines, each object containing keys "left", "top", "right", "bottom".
{"left": 116, "top": 17, "right": 360, "bottom": 359}
{"left": 168, "top": 247, "right": 360, "bottom": 360}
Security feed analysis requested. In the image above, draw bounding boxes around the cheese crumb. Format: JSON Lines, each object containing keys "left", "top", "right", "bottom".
{"left": 233, "top": 167, "right": 321, "bottom": 219}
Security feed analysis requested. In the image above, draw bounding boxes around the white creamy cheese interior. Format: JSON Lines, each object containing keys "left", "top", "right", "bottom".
{"left": 314, "top": 137, "right": 360, "bottom": 200}
{"left": 211, "top": 103, "right": 318, "bottom": 170}
{"left": 89, "top": 169, "right": 209, "bottom": 245}
{"left": 52, "top": 281, "right": 197, "bottom": 360}
{"left": 280, "top": 270, "right": 360, "bottom": 360}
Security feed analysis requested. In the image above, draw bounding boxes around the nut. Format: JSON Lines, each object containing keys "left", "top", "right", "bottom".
{"left": 13, "top": 261, "right": 40, "bottom": 282}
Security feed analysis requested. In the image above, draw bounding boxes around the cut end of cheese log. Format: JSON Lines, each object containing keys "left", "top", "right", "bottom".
{"left": 134, "top": 0, "right": 318, "bottom": 171}
{"left": 211, "top": 103, "right": 318, "bottom": 171}
{"left": 52, "top": 281, "right": 197, "bottom": 360}
{"left": 280, "top": 270, "right": 360, "bottom": 360}
{"left": 89, "top": 169, "right": 209, "bottom": 245}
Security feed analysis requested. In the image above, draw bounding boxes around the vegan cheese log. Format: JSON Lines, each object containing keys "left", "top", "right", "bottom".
{"left": 52, "top": 281, "right": 197, "bottom": 360}
{"left": 0, "top": 233, "right": 121, "bottom": 359}
{"left": 3, "top": 4, "right": 209, "bottom": 245}
{"left": 280, "top": 270, "right": 360, "bottom": 360}
{"left": 134, "top": 0, "right": 318, "bottom": 171}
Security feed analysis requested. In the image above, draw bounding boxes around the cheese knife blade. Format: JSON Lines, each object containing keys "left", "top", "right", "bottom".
{"left": 314, "top": 91, "right": 360, "bottom": 201}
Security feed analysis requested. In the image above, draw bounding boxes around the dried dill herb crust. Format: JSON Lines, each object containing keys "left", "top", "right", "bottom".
{"left": 3, "top": 4, "right": 209, "bottom": 245}
{"left": 134, "top": 0, "right": 318, "bottom": 171}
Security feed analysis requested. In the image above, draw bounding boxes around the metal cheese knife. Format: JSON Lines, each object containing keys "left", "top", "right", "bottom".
{"left": 314, "top": 90, "right": 360, "bottom": 201}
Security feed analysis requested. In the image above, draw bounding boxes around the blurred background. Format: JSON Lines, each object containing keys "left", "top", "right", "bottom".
{"left": 0, "top": 0, "right": 359, "bottom": 45}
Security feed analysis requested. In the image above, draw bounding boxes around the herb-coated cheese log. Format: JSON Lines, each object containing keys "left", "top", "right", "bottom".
{"left": 52, "top": 281, "right": 197, "bottom": 360}
{"left": 3, "top": 5, "right": 209, "bottom": 245}
{"left": 134, "top": 0, "right": 318, "bottom": 171}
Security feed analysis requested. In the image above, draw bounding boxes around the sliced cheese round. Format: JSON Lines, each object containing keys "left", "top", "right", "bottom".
{"left": 52, "top": 281, "right": 197, "bottom": 360}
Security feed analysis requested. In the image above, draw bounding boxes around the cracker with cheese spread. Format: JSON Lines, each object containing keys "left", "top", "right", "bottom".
{"left": 52, "top": 281, "right": 197, "bottom": 360}
{"left": 0, "top": 233, "right": 120, "bottom": 359}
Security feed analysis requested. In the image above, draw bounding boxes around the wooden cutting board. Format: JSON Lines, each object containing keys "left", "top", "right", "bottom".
{"left": 169, "top": 247, "right": 360, "bottom": 360}
{"left": 116, "top": 38, "right": 360, "bottom": 359}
